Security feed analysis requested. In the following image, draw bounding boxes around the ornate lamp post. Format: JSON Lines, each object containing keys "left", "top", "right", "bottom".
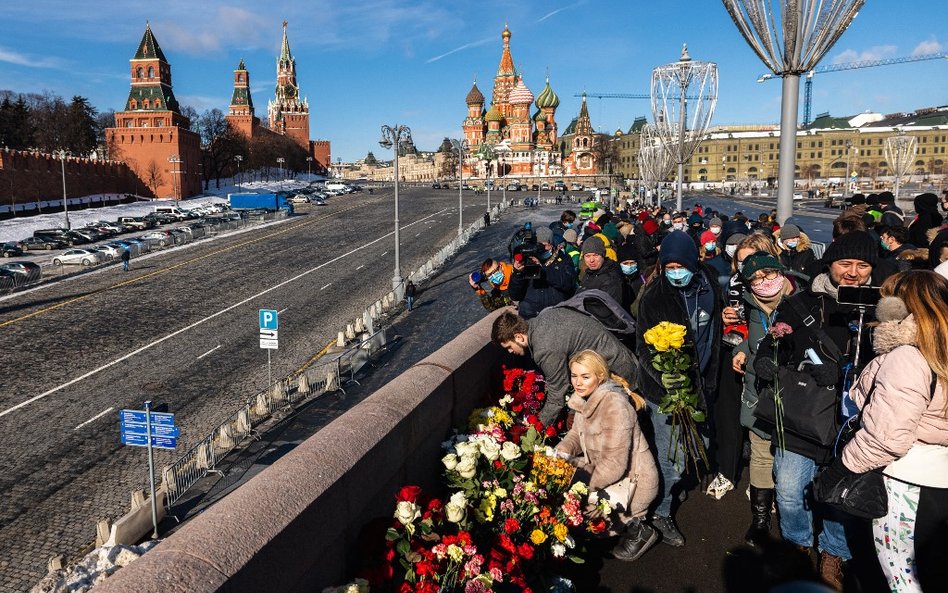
{"left": 884, "top": 129, "right": 918, "bottom": 202}
{"left": 476, "top": 143, "right": 495, "bottom": 213}
{"left": 168, "top": 154, "right": 182, "bottom": 206}
{"left": 306, "top": 156, "right": 313, "bottom": 178}
{"left": 380, "top": 124, "right": 412, "bottom": 292}
{"left": 450, "top": 139, "right": 469, "bottom": 236}
{"left": 276, "top": 157, "right": 285, "bottom": 192}
{"left": 651, "top": 44, "right": 718, "bottom": 212}
{"left": 723, "top": 0, "right": 864, "bottom": 223}
{"left": 638, "top": 123, "right": 674, "bottom": 207}
{"left": 234, "top": 155, "right": 243, "bottom": 191}
{"left": 55, "top": 150, "right": 71, "bottom": 229}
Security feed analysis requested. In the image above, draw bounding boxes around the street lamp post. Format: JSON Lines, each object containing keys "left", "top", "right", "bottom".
{"left": 55, "top": 150, "right": 71, "bottom": 229}
{"left": 500, "top": 155, "right": 507, "bottom": 206}
{"left": 234, "top": 155, "right": 243, "bottom": 191}
{"left": 168, "top": 154, "right": 182, "bottom": 206}
{"left": 380, "top": 124, "right": 412, "bottom": 293}
{"left": 476, "top": 144, "right": 495, "bottom": 213}
{"left": 450, "top": 139, "right": 469, "bottom": 236}
{"left": 306, "top": 156, "right": 313, "bottom": 178}
{"left": 276, "top": 157, "right": 285, "bottom": 193}
{"left": 844, "top": 141, "right": 855, "bottom": 199}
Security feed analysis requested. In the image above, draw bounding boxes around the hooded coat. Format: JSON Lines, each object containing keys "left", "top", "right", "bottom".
{"left": 777, "top": 231, "right": 817, "bottom": 283}
{"left": 908, "top": 193, "right": 943, "bottom": 248}
{"left": 841, "top": 315, "right": 948, "bottom": 477}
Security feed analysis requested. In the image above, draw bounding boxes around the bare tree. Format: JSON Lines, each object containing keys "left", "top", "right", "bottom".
{"left": 143, "top": 160, "right": 164, "bottom": 197}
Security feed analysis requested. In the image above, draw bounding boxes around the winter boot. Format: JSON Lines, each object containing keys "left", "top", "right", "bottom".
{"left": 743, "top": 486, "right": 774, "bottom": 549}
{"left": 651, "top": 515, "right": 685, "bottom": 547}
{"left": 611, "top": 518, "right": 660, "bottom": 562}
{"left": 819, "top": 550, "right": 845, "bottom": 592}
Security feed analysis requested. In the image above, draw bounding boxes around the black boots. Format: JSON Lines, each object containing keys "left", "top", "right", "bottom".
{"left": 611, "top": 518, "right": 660, "bottom": 561}
{"left": 744, "top": 486, "right": 774, "bottom": 548}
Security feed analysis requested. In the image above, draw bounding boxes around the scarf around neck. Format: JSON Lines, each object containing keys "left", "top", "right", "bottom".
{"left": 810, "top": 272, "right": 838, "bottom": 300}
{"left": 750, "top": 277, "right": 794, "bottom": 315}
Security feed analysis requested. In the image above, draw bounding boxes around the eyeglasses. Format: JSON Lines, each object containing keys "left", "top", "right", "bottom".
{"left": 749, "top": 269, "right": 780, "bottom": 286}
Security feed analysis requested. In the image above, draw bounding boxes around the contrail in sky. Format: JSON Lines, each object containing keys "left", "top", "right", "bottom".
{"left": 426, "top": 37, "right": 493, "bottom": 63}
{"left": 537, "top": 3, "right": 581, "bottom": 23}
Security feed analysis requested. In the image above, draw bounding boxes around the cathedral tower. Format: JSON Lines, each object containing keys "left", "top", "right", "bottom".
{"left": 106, "top": 23, "right": 201, "bottom": 199}
{"left": 267, "top": 20, "right": 310, "bottom": 151}
{"left": 492, "top": 25, "right": 517, "bottom": 123}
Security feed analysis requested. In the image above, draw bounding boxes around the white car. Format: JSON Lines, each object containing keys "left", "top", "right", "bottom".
{"left": 793, "top": 192, "right": 804, "bottom": 200}
{"left": 52, "top": 249, "right": 103, "bottom": 266}
{"left": 288, "top": 194, "right": 310, "bottom": 204}
{"left": 92, "top": 244, "right": 122, "bottom": 260}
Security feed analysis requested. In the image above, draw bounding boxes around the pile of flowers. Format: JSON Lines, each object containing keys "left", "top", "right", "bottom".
{"left": 349, "top": 368, "right": 609, "bottom": 593}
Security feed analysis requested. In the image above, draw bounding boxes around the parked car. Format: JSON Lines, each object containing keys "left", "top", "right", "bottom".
{"left": 288, "top": 194, "right": 310, "bottom": 204}
{"left": 2, "top": 242, "right": 24, "bottom": 258}
{"left": 34, "top": 229, "right": 73, "bottom": 245}
{"left": 116, "top": 216, "right": 149, "bottom": 230}
{"left": 92, "top": 244, "right": 122, "bottom": 261}
{"left": 312, "top": 198, "right": 327, "bottom": 206}
{"left": 52, "top": 249, "right": 103, "bottom": 266}
{"left": 21, "top": 236, "right": 66, "bottom": 251}
{"left": 139, "top": 231, "right": 173, "bottom": 246}
{"left": 432, "top": 182, "right": 442, "bottom": 189}
{"left": 540, "top": 183, "right": 551, "bottom": 191}
{"left": 0, "top": 261, "right": 42, "bottom": 284}
{"left": 531, "top": 184, "right": 540, "bottom": 191}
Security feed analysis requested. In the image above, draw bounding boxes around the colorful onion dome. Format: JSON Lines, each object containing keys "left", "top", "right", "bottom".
{"left": 485, "top": 106, "right": 503, "bottom": 122}
{"left": 533, "top": 110, "right": 547, "bottom": 122}
{"left": 535, "top": 77, "right": 559, "bottom": 110}
{"left": 508, "top": 76, "right": 534, "bottom": 105}
{"left": 465, "top": 81, "right": 484, "bottom": 105}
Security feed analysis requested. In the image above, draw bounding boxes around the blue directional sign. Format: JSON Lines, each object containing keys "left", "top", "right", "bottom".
{"left": 121, "top": 423, "right": 180, "bottom": 438}
{"left": 259, "top": 309, "right": 279, "bottom": 331}
{"left": 121, "top": 433, "right": 178, "bottom": 450}
{"left": 120, "top": 410, "right": 175, "bottom": 426}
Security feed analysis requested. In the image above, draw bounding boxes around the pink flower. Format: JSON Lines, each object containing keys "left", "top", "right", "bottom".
{"left": 490, "top": 566, "right": 504, "bottom": 582}
{"left": 769, "top": 321, "right": 794, "bottom": 339}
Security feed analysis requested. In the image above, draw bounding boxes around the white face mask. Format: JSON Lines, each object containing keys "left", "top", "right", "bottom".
{"left": 710, "top": 226, "right": 721, "bottom": 235}
{"left": 725, "top": 245, "right": 737, "bottom": 258}
{"left": 737, "top": 260, "right": 745, "bottom": 273}
{"left": 672, "top": 222, "right": 685, "bottom": 231}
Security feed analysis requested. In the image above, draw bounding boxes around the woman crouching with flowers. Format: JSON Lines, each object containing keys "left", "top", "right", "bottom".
{"left": 554, "top": 350, "right": 660, "bottom": 562}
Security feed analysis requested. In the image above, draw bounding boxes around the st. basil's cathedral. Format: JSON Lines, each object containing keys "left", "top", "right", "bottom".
{"left": 461, "top": 26, "right": 599, "bottom": 179}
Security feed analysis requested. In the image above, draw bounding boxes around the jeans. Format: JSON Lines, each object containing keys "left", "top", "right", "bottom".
{"left": 122, "top": 259, "right": 129, "bottom": 271}
{"left": 773, "top": 448, "right": 851, "bottom": 560}
{"left": 406, "top": 296, "right": 414, "bottom": 311}
{"left": 647, "top": 400, "right": 709, "bottom": 518}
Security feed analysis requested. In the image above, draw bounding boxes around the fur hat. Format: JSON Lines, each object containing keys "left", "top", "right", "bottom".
{"left": 581, "top": 235, "right": 607, "bottom": 256}
{"left": 876, "top": 296, "right": 909, "bottom": 323}
{"left": 822, "top": 230, "right": 878, "bottom": 266}
{"left": 562, "top": 229, "right": 578, "bottom": 244}
{"left": 534, "top": 227, "right": 553, "bottom": 245}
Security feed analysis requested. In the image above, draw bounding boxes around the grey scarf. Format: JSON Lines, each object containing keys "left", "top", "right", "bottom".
{"left": 810, "top": 273, "right": 838, "bottom": 300}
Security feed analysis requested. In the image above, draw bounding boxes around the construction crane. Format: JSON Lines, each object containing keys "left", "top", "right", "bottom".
{"left": 757, "top": 52, "right": 946, "bottom": 126}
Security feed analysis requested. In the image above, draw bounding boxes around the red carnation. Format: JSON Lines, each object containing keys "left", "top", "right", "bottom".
{"left": 536, "top": 391, "right": 545, "bottom": 401}
{"left": 588, "top": 518, "right": 607, "bottom": 534}
{"left": 503, "top": 517, "right": 520, "bottom": 534}
{"left": 517, "top": 543, "right": 534, "bottom": 560}
{"left": 395, "top": 485, "right": 423, "bottom": 502}
{"left": 526, "top": 414, "right": 539, "bottom": 425}
{"left": 415, "top": 560, "right": 436, "bottom": 578}
{"left": 545, "top": 425, "right": 557, "bottom": 437}
{"left": 497, "top": 533, "right": 517, "bottom": 554}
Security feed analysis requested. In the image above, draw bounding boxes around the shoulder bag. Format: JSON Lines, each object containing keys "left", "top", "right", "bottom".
{"left": 754, "top": 297, "right": 845, "bottom": 447}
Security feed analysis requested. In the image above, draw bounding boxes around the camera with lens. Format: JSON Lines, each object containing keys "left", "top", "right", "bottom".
{"left": 509, "top": 223, "right": 542, "bottom": 279}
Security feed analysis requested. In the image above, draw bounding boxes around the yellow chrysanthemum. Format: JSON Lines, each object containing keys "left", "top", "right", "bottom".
{"left": 530, "top": 529, "right": 548, "bottom": 545}
{"left": 553, "top": 523, "right": 569, "bottom": 543}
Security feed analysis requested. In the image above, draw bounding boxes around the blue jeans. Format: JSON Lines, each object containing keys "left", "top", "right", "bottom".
{"left": 773, "top": 448, "right": 852, "bottom": 560}
{"left": 647, "top": 400, "right": 709, "bottom": 518}
{"left": 406, "top": 296, "right": 414, "bottom": 311}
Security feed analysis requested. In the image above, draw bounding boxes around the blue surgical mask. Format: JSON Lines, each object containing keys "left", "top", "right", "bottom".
{"left": 565, "top": 222, "right": 573, "bottom": 229}
{"left": 489, "top": 270, "right": 505, "bottom": 284}
{"left": 620, "top": 263, "right": 638, "bottom": 275}
{"left": 704, "top": 242, "right": 717, "bottom": 252}
{"left": 665, "top": 268, "right": 694, "bottom": 287}
{"left": 540, "top": 250, "right": 552, "bottom": 260}
{"left": 785, "top": 240, "right": 799, "bottom": 249}
{"left": 880, "top": 239, "right": 891, "bottom": 251}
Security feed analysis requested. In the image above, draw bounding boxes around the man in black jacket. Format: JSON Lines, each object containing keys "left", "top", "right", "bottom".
{"left": 507, "top": 227, "right": 576, "bottom": 318}
{"left": 754, "top": 230, "right": 886, "bottom": 589}
{"left": 635, "top": 231, "right": 722, "bottom": 547}
{"left": 577, "top": 236, "right": 626, "bottom": 309}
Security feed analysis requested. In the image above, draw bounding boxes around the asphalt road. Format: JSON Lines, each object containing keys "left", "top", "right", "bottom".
{"left": 0, "top": 186, "right": 513, "bottom": 592}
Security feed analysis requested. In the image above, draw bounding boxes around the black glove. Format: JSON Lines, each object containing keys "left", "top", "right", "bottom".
{"left": 754, "top": 357, "right": 779, "bottom": 382}
{"left": 810, "top": 362, "right": 840, "bottom": 387}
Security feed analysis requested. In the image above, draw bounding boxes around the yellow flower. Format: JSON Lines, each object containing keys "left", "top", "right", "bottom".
{"left": 644, "top": 322, "right": 688, "bottom": 352}
{"left": 447, "top": 544, "right": 464, "bottom": 562}
{"left": 530, "top": 529, "right": 548, "bottom": 545}
{"left": 553, "top": 523, "right": 569, "bottom": 543}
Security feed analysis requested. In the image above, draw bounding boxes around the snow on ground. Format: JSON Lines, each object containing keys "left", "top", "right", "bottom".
{"left": 0, "top": 177, "right": 321, "bottom": 244}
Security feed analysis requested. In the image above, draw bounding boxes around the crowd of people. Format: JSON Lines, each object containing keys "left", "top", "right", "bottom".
{"left": 478, "top": 190, "right": 948, "bottom": 592}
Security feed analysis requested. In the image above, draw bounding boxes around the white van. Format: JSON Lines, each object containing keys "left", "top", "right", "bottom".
{"left": 154, "top": 206, "right": 186, "bottom": 220}
{"left": 325, "top": 181, "right": 348, "bottom": 192}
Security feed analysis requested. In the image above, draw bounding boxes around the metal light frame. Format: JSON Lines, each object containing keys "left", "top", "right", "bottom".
{"left": 380, "top": 124, "right": 412, "bottom": 293}
{"left": 883, "top": 129, "right": 918, "bottom": 202}
{"left": 722, "top": 0, "right": 864, "bottom": 223}
{"left": 168, "top": 154, "right": 182, "bottom": 206}
{"left": 638, "top": 123, "right": 675, "bottom": 206}
{"left": 651, "top": 44, "right": 718, "bottom": 212}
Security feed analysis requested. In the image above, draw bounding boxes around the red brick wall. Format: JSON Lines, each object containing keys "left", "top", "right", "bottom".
{"left": 105, "top": 125, "right": 203, "bottom": 199}
{"left": 312, "top": 140, "right": 331, "bottom": 170}
{"left": 0, "top": 148, "right": 142, "bottom": 205}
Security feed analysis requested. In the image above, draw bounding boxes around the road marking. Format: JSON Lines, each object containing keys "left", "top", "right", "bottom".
{"left": 356, "top": 265, "right": 365, "bottom": 270}
{"left": 196, "top": 345, "right": 221, "bottom": 360}
{"left": 320, "top": 283, "right": 331, "bottom": 290}
{"left": 0, "top": 208, "right": 449, "bottom": 418}
{"left": 380, "top": 251, "right": 388, "bottom": 257}
{"left": 74, "top": 407, "right": 114, "bottom": 430}
{"left": 415, "top": 233, "right": 421, "bottom": 237}
{"left": 278, "top": 307, "right": 288, "bottom": 313}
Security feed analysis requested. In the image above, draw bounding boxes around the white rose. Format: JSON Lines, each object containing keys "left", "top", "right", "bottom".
{"left": 449, "top": 491, "right": 468, "bottom": 507}
{"left": 442, "top": 453, "right": 458, "bottom": 470}
{"left": 500, "top": 441, "right": 522, "bottom": 461}
{"left": 394, "top": 500, "right": 420, "bottom": 526}
{"left": 454, "top": 441, "right": 479, "bottom": 458}
{"left": 478, "top": 438, "right": 501, "bottom": 462}
{"left": 445, "top": 501, "right": 466, "bottom": 523}
{"left": 455, "top": 454, "right": 478, "bottom": 479}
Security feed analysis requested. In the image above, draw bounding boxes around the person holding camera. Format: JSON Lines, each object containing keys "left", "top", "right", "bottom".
{"left": 507, "top": 226, "right": 576, "bottom": 319}
{"left": 469, "top": 258, "right": 513, "bottom": 312}
{"left": 754, "top": 230, "right": 885, "bottom": 590}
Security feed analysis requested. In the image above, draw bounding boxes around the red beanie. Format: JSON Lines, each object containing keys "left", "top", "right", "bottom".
{"left": 642, "top": 219, "right": 659, "bottom": 236}
{"left": 700, "top": 230, "right": 718, "bottom": 246}
{"left": 637, "top": 211, "right": 650, "bottom": 222}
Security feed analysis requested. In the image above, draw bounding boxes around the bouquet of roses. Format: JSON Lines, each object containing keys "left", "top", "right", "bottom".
{"left": 643, "top": 321, "right": 708, "bottom": 475}
{"left": 766, "top": 321, "right": 794, "bottom": 450}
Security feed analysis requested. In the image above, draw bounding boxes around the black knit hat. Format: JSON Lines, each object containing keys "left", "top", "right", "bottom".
{"left": 659, "top": 230, "right": 700, "bottom": 272}
{"left": 581, "top": 235, "right": 607, "bottom": 256}
{"left": 822, "top": 230, "right": 878, "bottom": 266}
{"left": 616, "top": 241, "right": 641, "bottom": 263}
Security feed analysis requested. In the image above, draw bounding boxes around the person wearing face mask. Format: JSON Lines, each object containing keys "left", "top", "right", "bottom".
{"left": 776, "top": 224, "right": 816, "bottom": 286}
{"left": 634, "top": 230, "right": 722, "bottom": 548}
{"left": 507, "top": 226, "right": 577, "bottom": 319}
{"left": 469, "top": 258, "right": 514, "bottom": 311}
{"left": 617, "top": 242, "right": 646, "bottom": 317}
{"left": 578, "top": 236, "right": 628, "bottom": 310}
{"left": 671, "top": 212, "right": 687, "bottom": 233}
{"left": 549, "top": 210, "right": 577, "bottom": 246}
{"left": 730, "top": 252, "right": 795, "bottom": 549}
{"left": 754, "top": 230, "right": 888, "bottom": 590}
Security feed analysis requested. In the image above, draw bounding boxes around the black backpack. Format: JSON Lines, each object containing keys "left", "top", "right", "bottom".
{"left": 552, "top": 289, "right": 636, "bottom": 345}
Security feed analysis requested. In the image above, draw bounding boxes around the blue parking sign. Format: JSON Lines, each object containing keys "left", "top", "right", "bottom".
{"left": 259, "top": 309, "right": 278, "bottom": 330}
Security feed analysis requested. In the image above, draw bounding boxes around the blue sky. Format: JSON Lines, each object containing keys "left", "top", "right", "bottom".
{"left": 0, "top": 1, "right": 945, "bottom": 162}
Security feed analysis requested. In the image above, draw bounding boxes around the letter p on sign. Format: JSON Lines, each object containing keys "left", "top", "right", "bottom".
{"left": 259, "top": 309, "right": 278, "bottom": 330}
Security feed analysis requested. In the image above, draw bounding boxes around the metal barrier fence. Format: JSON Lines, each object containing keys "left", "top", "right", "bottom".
{"left": 160, "top": 200, "right": 512, "bottom": 508}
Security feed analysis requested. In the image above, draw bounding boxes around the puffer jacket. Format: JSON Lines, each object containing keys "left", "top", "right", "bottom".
{"left": 555, "top": 380, "right": 658, "bottom": 498}
{"left": 777, "top": 231, "right": 817, "bottom": 283}
{"left": 841, "top": 315, "right": 948, "bottom": 473}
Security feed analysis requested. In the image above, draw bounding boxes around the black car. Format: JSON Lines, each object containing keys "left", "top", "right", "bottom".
{"left": 0, "top": 261, "right": 42, "bottom": 285}
{"left": 432, "top": 182, "right": 442, "bottom": 189}
{"left": 21, "top": 237, "right": 66, "bottom": 250}
{"left": 2, "top": 242, "right": 24, "bottom": 258}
